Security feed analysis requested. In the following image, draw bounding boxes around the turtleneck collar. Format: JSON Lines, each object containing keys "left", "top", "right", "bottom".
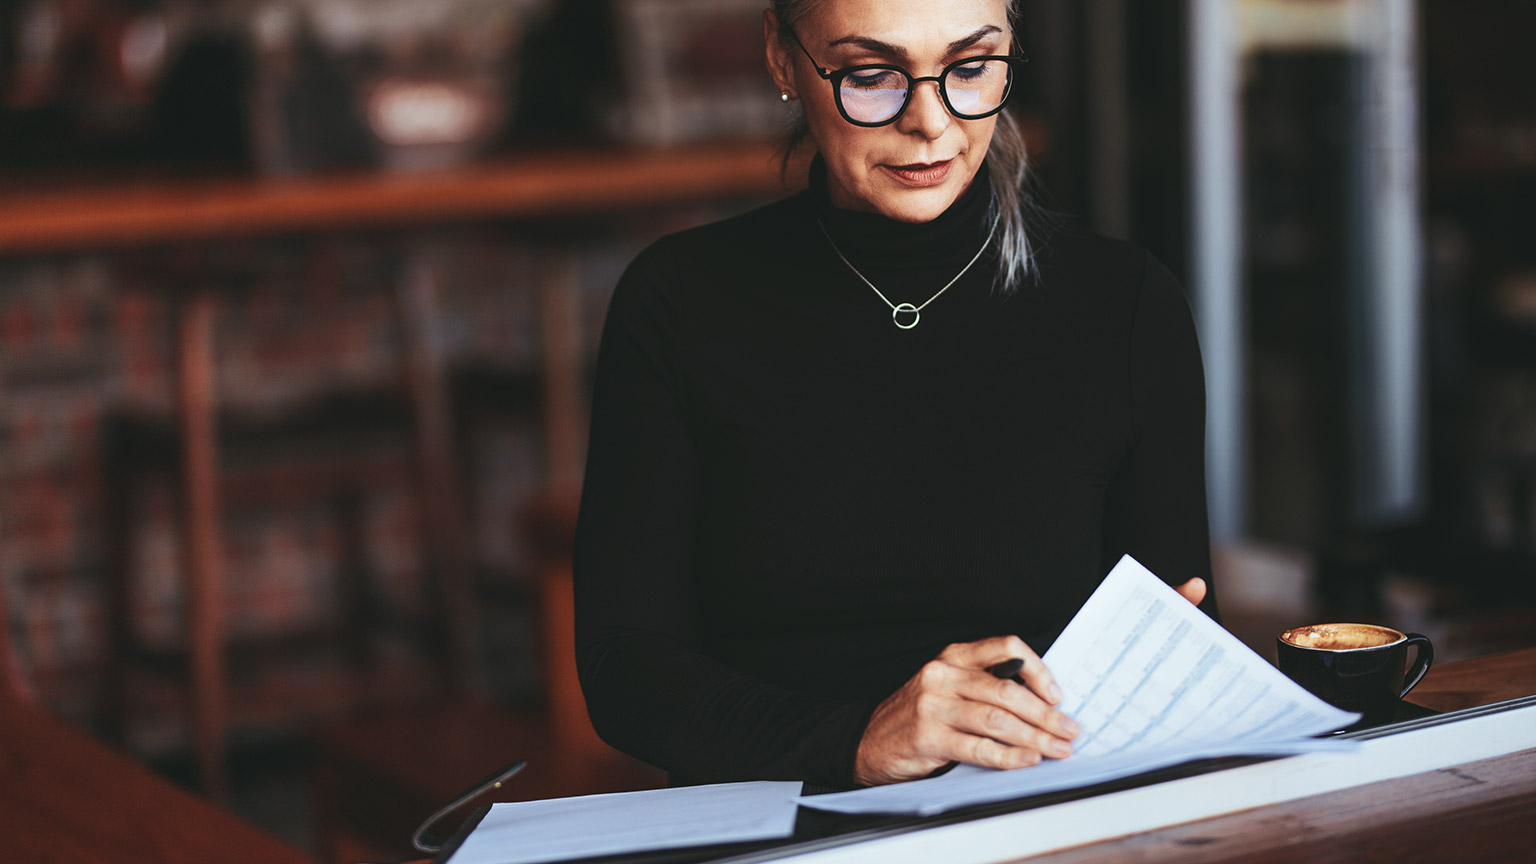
{"left": 808, "top": 154, "right": 995, "bottom": 266}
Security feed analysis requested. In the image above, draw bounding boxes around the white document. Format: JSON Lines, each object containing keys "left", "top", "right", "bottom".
{"left": 800, "top": 555, "right": 1359, "bottom": 816}
{"left": 1042, "top": 555, "right": 1357, "bottom": 757}
{"left": 447, "top": 781, "right": 802, "bottom": 864}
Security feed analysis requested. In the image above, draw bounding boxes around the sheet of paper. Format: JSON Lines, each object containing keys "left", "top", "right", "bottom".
{"left": 800, "top": 555, "right": 1359, "bottom": 816}
{"left": 1042, "top": 555, "right": 1357, "bottom": 757}
{"left": 800, "top": 735, "right": 1355, "bottom": 817}
{"left": 446, "top": 781, "right": 802, "bottom": 864}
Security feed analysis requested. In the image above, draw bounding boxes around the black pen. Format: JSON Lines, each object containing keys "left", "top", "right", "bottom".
{"left": 986, "top": 657, "right": 1026, "bottom": 683}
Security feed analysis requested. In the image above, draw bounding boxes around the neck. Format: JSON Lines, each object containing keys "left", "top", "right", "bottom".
{"left": 809, "top": 155, "right": 996, "bottom": 268}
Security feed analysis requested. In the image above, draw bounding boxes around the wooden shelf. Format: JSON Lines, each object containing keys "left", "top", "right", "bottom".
{"left": 0, "top": 140, "right": 794, "bottom": 257}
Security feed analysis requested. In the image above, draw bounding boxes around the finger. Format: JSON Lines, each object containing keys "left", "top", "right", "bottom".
{"left": 937, "top": 636, "right": 1063, "bottom": 706}
{"left": 946, "top": 701, "right": 1069, "bottom": 759}
{"left": 938, "top": 635, "right": 1035, "bottom": 670}
{"left": 1175, "top": 577, "right": 1207, "bottom": 607}
{"left": 930, "top": 725, "right": 1048, "bottom": 771}
{"left": 952, "top": 669, "right": 1080, "bottom": 741}
{"left": 951, "top": 698, "right": 1077, "bottom": 761}
{"left": 1005, "top": 644, "right": 1064, "bottom": 707}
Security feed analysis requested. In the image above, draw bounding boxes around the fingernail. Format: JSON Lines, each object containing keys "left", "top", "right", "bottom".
{"left": 1048, "top": 683, "right": 1063, "bottom": 703}
{"left": 1062, "top": 717, "right": 1081, "bottom": 737}
{"left": 1047, "top": 739, "right": 1072, "bottom": 758}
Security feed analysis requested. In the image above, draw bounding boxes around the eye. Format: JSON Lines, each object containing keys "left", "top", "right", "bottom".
{"left": 948, "top": 60, "right": 992, "bottom": 82}
{"left": 843, "top": 68, "right": 903, "bottom": 89}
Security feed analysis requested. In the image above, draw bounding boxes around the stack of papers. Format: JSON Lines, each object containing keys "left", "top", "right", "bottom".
{"left": 445, "top": 781, "right": 803, "bottom": 864}
{"left": 796, "top": 555, "right": 1358, "bottom": 815}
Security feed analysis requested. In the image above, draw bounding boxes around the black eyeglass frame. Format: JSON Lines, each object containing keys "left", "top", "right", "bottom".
{"left": 411, "top": 758, "right": 527, "bottom": 854}
{"left": 788, "top": 28, "right": 1028, "bottom": 128}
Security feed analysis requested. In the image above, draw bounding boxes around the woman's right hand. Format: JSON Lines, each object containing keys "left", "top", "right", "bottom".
{"left": 853, "top": 636, "right": 1081, "bottom": 786}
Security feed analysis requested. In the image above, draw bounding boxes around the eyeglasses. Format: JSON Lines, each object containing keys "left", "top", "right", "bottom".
{"left": 789, "top": 29, "right": 1027, "bottom": 127}
{"left": 411, "top": 759, "right": 527, "bottom": 853}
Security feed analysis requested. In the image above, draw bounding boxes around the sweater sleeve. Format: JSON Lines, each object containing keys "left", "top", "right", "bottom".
{"left": 1101, "top": 252, "right": 1219, "bottom": 620}
{"left": 572, "top": 241, "right": 878, "bottom": 787}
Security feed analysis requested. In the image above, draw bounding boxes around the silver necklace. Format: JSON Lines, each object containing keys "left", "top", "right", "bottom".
{"left": 815, "top": 214, "right": 1000, "bottom": 330}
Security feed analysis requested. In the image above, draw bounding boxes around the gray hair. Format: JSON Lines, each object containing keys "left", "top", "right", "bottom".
{"left": 771, "top": 0, "right": 1039, "bottom": 293}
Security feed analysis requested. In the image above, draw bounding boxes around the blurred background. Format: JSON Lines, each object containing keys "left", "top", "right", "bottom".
{"left": 0, "top": 0, "right": 1532, "bottom": 861}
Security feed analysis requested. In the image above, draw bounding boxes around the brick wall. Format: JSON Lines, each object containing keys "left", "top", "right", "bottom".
{"left": 0, "top": 221, "right": 668, "bottom": 746}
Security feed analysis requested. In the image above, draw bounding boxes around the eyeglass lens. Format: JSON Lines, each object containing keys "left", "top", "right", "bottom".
{"left": 838, "top": 59, "right": 1013, "bottom": 124}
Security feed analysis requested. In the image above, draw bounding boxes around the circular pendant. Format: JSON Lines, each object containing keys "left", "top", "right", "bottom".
{"left": 892, "top": 303, "right": 921, "bottom": 329}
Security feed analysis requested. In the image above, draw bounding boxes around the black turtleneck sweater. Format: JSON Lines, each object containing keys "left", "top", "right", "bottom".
{"left": 573, "top": 161, "right": 1215, "bottom": 789}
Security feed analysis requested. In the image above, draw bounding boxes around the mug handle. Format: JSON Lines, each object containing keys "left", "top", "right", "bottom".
{"left": 1399, "top": 633, "right": 1434, "bottom": 699}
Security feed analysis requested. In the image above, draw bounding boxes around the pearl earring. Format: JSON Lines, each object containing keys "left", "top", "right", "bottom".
{"left": 781, "top": 91, "right": 792, "bottom": 102}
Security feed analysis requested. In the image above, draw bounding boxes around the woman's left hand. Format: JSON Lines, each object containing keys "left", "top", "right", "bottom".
{"left": 1176, "top": 577, "right": 1207, "bottom": 607}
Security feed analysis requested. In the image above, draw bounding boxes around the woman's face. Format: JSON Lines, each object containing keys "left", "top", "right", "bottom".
{"left": 766, "top": 0, "right": 1011, "bottom": 223}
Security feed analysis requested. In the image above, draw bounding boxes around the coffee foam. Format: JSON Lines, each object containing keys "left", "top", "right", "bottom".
{"left": 1281, "top": 623, "right": 1403, "bottom": 651}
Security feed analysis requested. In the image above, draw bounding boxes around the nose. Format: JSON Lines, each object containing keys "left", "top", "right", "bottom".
{"left": 896, "top": 78, "right": 950, "bottom": 140}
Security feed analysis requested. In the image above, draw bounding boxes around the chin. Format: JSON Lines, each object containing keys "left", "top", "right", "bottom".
{"left": 870, "top": 184, "right": 968, "bottom": 223}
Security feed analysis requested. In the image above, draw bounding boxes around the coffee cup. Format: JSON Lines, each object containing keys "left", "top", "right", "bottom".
{"left": 1276, "top": 623, "right": 1433, "bottom": 728}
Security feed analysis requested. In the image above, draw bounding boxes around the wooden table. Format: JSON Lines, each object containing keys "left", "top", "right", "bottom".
{"left": 1401, "top": 645, "right": 1536, "bottom": 713}
{"left": 8, "top": 648, "right": 1510, "bottom": 864}
{"left": 0, "top": 697, "right": 317, "bottom": 864}
{"left": 1015, "top": 647, "right": 1536, "bottom": 863}
{"left": 3, "top": 653, "right": 1525, "bottom": 864}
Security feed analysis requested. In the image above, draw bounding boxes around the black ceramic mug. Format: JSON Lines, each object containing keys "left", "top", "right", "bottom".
{"left": 1276, "top": 623, "right": 1434, "bottom": 728}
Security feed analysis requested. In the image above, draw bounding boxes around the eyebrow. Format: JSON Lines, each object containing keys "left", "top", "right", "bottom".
{"left": 825, "top": 25, "right": 1004, "bottom": 61}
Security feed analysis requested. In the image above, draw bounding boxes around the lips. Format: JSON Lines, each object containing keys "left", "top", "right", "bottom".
{"left": 884, "top": 159, "right": 954, "bottom": 186}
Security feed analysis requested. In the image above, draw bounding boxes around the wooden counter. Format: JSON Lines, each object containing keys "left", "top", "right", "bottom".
{"left": 0, "top": 141, "right": 793, "bottom": 256}
{"left": 1027, "top": 747, "right": 1536, "bottom": 863}
{"left": 5, "top": 650, "right": 1527, "bottom": 864}
{"left": 0, "top": 698, "right": 317, "bottom": 864}
{"left": 1403, "top": 645, "right": 1536, "bottom": 713}
{"left": 998, "top": 647, "right": 1536, "bottom": 864}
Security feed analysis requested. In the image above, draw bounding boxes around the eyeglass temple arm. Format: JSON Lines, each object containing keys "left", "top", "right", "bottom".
{"left": 786, "top": 28, "right": 833, "bottom": 78}
{"left": 411, "top": 759, "right": 529, "bottom": 854}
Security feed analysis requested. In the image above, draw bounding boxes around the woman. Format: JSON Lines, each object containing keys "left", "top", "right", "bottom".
{"left": 573, "top": 0, "right": 1215, "bottom": 790}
